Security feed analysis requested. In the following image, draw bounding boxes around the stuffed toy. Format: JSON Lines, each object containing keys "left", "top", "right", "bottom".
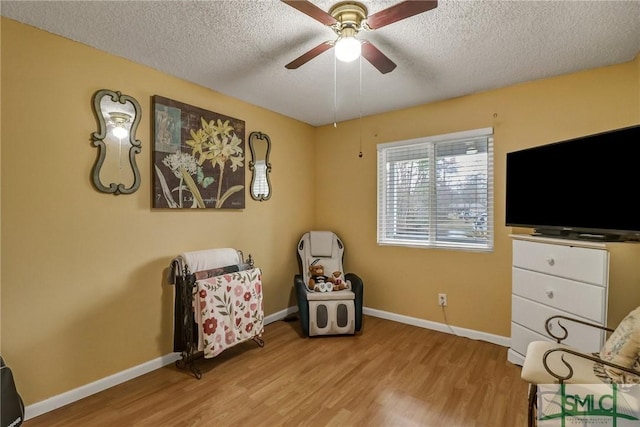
{"left": 331, "top": 271, "right": 350, "bottom": 291}
{"left": 308, "top": 263, "right": 335, "bottom": 292}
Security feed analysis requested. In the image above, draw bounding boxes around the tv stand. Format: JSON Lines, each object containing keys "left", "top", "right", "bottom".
{"left": 532, "top": 228, "right": 627, "bottom": 242}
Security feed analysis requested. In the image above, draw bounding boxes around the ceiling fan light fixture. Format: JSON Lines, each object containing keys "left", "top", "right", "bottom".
{"left": 112, "top": 126, "right": 128, "bottom": 139}
{"left": 335, "top": 36, "right": 361, "bottom": 62}
{"left": 109, "top": 111, "right": 131, "bottom": 139}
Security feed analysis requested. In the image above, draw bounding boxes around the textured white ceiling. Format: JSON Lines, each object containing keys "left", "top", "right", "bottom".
{"left": 2, "top": 0, "right": 639, "bottom": 126}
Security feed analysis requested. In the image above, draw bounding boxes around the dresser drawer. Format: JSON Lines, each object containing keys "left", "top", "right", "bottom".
{"left": 512, "top": 239, "right": 608, "bottom": 286}
{"left": 512, "top": 268, "right": 606, "bottom": 322}
{"left": 510, "top": 322, "right": 549, "bottom": 357}
{"left": 511, "top": 295, "right": 604, "bottom": 353}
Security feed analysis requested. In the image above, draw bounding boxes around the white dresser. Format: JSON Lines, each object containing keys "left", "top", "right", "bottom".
{"left": 508, "top": 234, "right": 640, "bottom": 366}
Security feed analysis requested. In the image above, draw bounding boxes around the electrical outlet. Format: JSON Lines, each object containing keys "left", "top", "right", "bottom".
{"left": 438, "top": 293, "right": 447, "bottom": 307}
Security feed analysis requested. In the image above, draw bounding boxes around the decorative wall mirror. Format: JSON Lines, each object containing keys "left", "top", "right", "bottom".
{"left": 248, "top": 131, "right": 272, "bottom": 201}
{"left": 91, "top": 89, "right": 142, "bottom": 194}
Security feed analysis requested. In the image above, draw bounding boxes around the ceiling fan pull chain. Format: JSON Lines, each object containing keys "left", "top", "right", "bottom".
{"left": 333, "top": 53, "right": 337, "bottom": 128}
{"left": 358, "top": 55, "right": 363, "bottom": 158}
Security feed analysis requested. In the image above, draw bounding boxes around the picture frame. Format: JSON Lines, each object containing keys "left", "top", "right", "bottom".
{"left": 152, "top": 96, "right": 245, "bottom": 209}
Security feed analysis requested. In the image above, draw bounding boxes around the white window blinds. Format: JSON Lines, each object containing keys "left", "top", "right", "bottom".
{"left": 377, "top": 128, "right": 494, "bottom": 251}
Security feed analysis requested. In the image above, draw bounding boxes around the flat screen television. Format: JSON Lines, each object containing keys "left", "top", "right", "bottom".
{"left": 505, "top": 124, "right": 640, "bottom": 241}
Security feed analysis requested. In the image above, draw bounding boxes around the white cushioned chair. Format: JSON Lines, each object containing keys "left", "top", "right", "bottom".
{"left": 521, "top": 307, "right": 640, "bottom": 426}
{"left": 294, "top": 231, "right": 363, "bottom": 337}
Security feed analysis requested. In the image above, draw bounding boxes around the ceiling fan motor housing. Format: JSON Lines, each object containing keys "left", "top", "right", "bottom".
{"left": 329, "top": 1, "right": 368, "bottom": 36}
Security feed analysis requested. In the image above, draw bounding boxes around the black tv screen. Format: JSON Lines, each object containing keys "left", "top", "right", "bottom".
{"left": 505, "top": 124, "right": 640, "bottom": 241}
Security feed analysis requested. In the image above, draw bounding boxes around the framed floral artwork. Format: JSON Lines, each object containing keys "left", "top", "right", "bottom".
{"left": 152, "top": 96, "right": 245, "bottom": 209}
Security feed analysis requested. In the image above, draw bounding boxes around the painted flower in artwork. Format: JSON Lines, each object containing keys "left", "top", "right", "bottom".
{"left": 158, "top": 151, "right": 201, "bottom": 208}
{"left": 162, "top": 151, "right": 198, "bottom": 179}
{"left": 186, "top": 118, "right": 244, "bottom": 208}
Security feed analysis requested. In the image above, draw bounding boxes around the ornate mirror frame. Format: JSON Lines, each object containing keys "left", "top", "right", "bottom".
{"left": 91, "top": 89, "right": 142, "bottom": 195}
{"left": 248, "top": 131, "right": 272, "bottom": 201}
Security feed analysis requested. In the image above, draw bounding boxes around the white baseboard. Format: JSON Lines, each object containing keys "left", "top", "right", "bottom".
{"left": 24, "top": 353, "right": 181, "bottom": 420}
{"left": 264, "top": 306, "right": 297, "bottom": 324}
{"left": 25, "top": 306, "right": 508, "bottom": 420}
{"left": 24, "top": 310, "right": 293, "bottom": 420}
{"left": 363, "top": 307, "right": 511, "bottom": 348}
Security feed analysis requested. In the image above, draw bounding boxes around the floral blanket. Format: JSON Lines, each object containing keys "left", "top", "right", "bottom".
{"left": 193, "top": 268, "right": 264, "bottom": 359}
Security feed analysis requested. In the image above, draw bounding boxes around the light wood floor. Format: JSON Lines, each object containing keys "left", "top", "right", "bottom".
{"left": 23, "top": 315, "right": 529, "bottom": 426}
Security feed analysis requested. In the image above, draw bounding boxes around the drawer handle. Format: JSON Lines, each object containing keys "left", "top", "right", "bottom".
{"left": 545, "top": 290, "right": 554, "bottom": 299}
{"left": 546, "top": 257, "right": 555, "bottom": 266}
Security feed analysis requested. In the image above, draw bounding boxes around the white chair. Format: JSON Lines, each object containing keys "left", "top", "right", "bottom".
{"left": 293, "top": 231, "right": 364, "bottom": 337}
{"left": 521, "top": 307, "right": 640, "bottom": 426}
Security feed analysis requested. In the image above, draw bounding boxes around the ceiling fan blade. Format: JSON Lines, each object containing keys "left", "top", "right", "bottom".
{"left": 281, "top": 1, "right": 337, "bottom": 26}
{"left": 285, "top": 41, "right": 334, "bottom": 69}
{"left": 366, "top": 0, "right": 438, "bottom": 29}
{"left": 361, "top": 42, "right": 397, "bottom": 74}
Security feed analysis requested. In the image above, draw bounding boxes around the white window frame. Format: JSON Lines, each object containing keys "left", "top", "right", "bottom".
{"left": 377, "top": 127, "right": 494, "bottom": 252}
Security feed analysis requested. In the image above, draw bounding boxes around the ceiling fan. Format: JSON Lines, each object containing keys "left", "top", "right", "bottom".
{"left": 282, "top": 0, "right": 438, "bottom": 74}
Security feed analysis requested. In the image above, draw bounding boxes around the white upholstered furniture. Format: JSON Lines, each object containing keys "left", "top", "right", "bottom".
{"left": 294, "top": 231, "right": 364, "bottom": 337}
{"left": 521, "top": 308, "right": 640, "bottom": 426}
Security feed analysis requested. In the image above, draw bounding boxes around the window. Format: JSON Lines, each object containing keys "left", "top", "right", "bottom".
{"left": 377, "top": 127, "right": 493, "bottom": 251}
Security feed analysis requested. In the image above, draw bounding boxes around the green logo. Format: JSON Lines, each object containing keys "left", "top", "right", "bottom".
{"left": 538, "top": 383, "right": 640, "bottom": 426}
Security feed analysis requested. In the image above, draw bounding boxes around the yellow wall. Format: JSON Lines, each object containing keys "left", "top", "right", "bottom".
{"left": 2, "top": 16, "right": 639, "bottom": 408}
{"left": 1, "top": 18, "right": 315, "bottom": 404}
{"left": 636, "top": 54, "right": 640, "bottom": 112}
{"left": 0, "top": 18, "right": 3, "bottom": 356}
{"left": 314, "top": 55, "right": 640, "bottom": 337}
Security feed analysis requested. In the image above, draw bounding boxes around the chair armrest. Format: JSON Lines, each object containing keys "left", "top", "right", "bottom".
{"left": 542, "top": 347, "right": 640, "bottom": 383}
{"left": 346, "top": 273, "right": 363, "bottom": 332}
{"left": 345, "top": 273, "right": 363, "bottom": 293}
{"left": 545, "top": 315, "right": 615, "bottom": 343}
{"left": 294, "top": 274, "right": 310, "bottom": 337}
{"left": 294, "top": 274, "right": 306, "bottom": 291}
{"left": 294, "top": 274, "right": 309, "bottom": 305}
